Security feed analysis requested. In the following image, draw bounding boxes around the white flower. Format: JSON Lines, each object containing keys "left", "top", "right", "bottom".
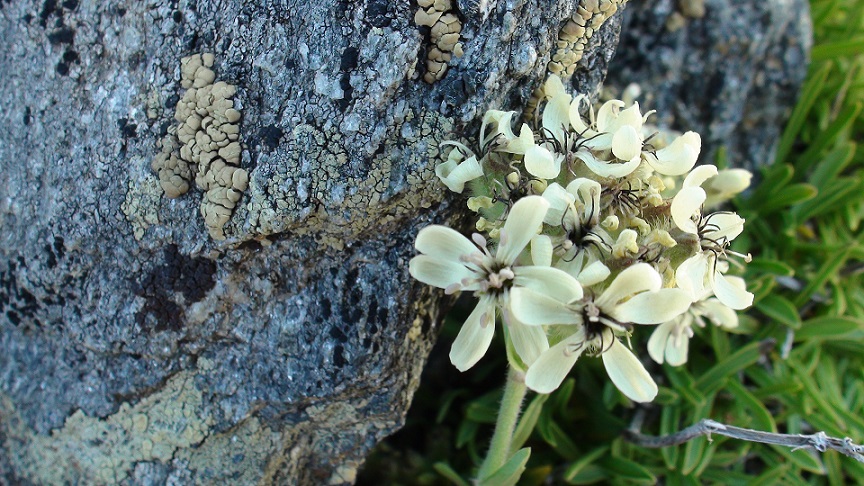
{"left": 643, "top": 131, "right": 701, "bottom": 176}
{"left": 676, "top": 250, "right": 753, "bottom": 310}
{"left": 436, "top": 142, "right": 483, "bottom": 193}
{"left": 510, "top": 263, "right": 692, "bottom": 401}
{"left": 570, "top": 97, "right": 651, "bottom": 178}
{"left": 409, "top": 196, "right": 583, "bottom": 370}
{"left": 648, "top": 280, "right": 741, "bottom": 366}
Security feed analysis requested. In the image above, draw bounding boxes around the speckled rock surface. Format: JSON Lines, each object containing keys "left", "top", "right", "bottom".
{"left": 0, "top": 0, "right": 624, "bottom": 484}
{"left": 604, "top": 0, "right": 812, "bottom": 173}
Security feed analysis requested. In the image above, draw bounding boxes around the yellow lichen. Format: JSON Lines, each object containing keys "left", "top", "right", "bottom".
{"left": 121, "top": 170, "right": 162, "bottom": 240}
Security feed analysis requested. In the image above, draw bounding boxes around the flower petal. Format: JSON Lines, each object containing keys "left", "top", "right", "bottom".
{"left": 611, "top": 125, "right": 642, "bottom": 161}
{"left": 647, "top": 320, "right": 675, "bottom": 365}
{"left": 576, "top": 260, "right": 611, "bottom": 287}
{"left": 712, "top": 271, "right": 753, "bottom": 310}
{"left": 595, "top": 263, "right": 661, "bottom": 309}
{"left": 513, "top": 266, "right": 583, "bottom": 304}
{"left": 612, "top": 288, "right": 692, "bottom": 324}
{"left": 670, "top": 186, "right": 705, "bottom": 234}
{"left": 543, "top": 93, "right": 572, "bottom": 146}
{"left": 531, "top": 235, "right": 553, "bottom": 267}
{"left": 480, "top": 110, "right": 516, "bottom": 146}
{"left": 676, "top": 253, "right": 710, "bottom": 299}
{"left": 683, "top": 164, "right": 718, "bottom": 188}
{"left": 578, "top": 149, "right": 641, "bottom": 178}
{"left": 525, "top": 329, "right": 586, "bottom": 393}
{"left": 496, "top": 196, "right": 549, "bottom": 264}
{"left": 700, "top": 298, "right": 739, "bottom": 329}
{"left": 435, "top": 155, "right": 483, "bottom": 193}
{"left": 415, "top": 225, "right": 479, "bottom": 262}
{"left": 409, "top": 255, "right": 476, "bottom": 290}
{"left": 541, "top": 183, "right": 576, "bottom": 225}
{"left": 704, "top": 212, "right": 745, "bottom": 242}
{"left": 602, "top": 338, "right": 658, "bottom": 403}
{"left": 569, "top": 94, "right": 593, "bottom": 133}
{"left": 507, "top": 317, "right": 549, "bottom": 366}
{"left": 509, "top": 287, "right": 581, "bottom": 326}
{"left": 649, "top": 131, "right": 701, "bottom": 176}
{"left": 524, "top": 145, "right": 562, "bottom": 179}
{"left": 450, "top": 298, "right": 497, "bottom": 371}
{"left": 595, "top": 99, "right": 625, "bottom": 132}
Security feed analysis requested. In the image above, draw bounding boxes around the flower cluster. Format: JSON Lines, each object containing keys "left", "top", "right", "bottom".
{"left": 411, "top": 76, "right": 753, "bottom": 402}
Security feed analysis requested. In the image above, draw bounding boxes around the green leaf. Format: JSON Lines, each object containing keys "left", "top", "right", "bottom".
{"left": 757, "top": 183, "right": 818, "bottom": 214}
{"left": 479, "top": 448, "right": 531, "bottom": 486}
{"left": 811, "top": 38, "right": 864, "bottom": 60}
{"left": 756, "top": 294, "right": 802, "bottom": 329}
{"left": 771, "top": 445, "right": 826, "bottom": 475}
{"left": 775, "top": 63, "right": 832, "bottom": 164}
{"left": 511, "top": 393, "right": 549, "bottom": 453}
{"left": 791, "top": 177, "right": 864, "bottom": 222}
{"left": 726, "top": 380, "right": 777, "bottom": 432}
{"left": 563, "top": 447, "right": 609, "bottom": 483}
{"left": 793, "top": 248, "right": 851, "bottom": 307}
{"left": 456, "top": 420, "right": 479, "bottom": 448}
{"left": 695, "top": 341, "right": 767, "bottom": 395}
{"left": 750, "top": 464, "right": 792, "bottom": 486}
{"left": 598, "top": 456, "right": 657, "bottom": 484}
{"left": 539, "top": 419, "right": 581, "bottom": 461}
{"left": 747, "top": 258, "right": 795, "bottom": 277}
{"left": 565, "top": 464, "right": 607, "bottom": 485}
{"left": 661, "top": 404, "right": 681, "bottom": 469}
{"left": 796, "top": 316, "right": 864, "bottom": 340}
{"left": 434, "top": 462, "right": 471, "bottom": 486}
{"left": 803, "top": 136, "right": 857, "bottom": 184}
{"left": 681, "top": 436, "right": 707, "bottom": 476}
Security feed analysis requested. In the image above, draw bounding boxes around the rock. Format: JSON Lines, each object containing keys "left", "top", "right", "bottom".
{"left": 604, "top": 0, "right": 812, "bottom": 173}
{"left": 0, "top": 0, "right": 624, "bottom": 484}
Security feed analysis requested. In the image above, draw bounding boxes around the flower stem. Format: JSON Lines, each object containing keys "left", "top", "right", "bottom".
{"left": 476, "top": 366, "right": 528, "bottom": 483}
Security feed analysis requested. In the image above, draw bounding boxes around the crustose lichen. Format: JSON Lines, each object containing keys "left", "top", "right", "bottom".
{"left": 151, "top": 53, "right": 248, "bottom": 240}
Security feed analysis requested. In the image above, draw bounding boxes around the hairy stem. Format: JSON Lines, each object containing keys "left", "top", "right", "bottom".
{"left": 477, "top": 366, "right": 528, "bottom": 482}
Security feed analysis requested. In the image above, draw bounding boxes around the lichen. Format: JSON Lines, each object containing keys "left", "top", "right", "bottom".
{"left": 121, "top": 167, "right": 162, "bottom": 241}
{"left": 243, "top": 108, "right": 453, "bottom": 250}
{"left": 0, "top": 372, "right": 214, "bottom": 484}
{"left": 525, "top": 0, "right": 627, "bottom": 118}
{"left": 414, "top": 0, "right": 464, "bottom": 83}
{"left": 150, "top": 53, "right": 248, "bottom": 240}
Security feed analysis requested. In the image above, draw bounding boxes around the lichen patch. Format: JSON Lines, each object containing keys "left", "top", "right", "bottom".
{"left": 151, "top": 53, "right": 248, "bottom": 240}
{"left": 121, "top": 169, "right": 162, "bottom": 241}
{"left": 0, "top": 373, "right": 214, "bottom": 484}
{"left": 415, "top": 0, "right": 464, "bottom": 83}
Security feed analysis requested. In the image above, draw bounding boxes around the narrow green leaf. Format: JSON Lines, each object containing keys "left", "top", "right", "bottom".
{"left": 792, "top": 177, "right": 864, "bottom": 222}
{"left": 776, "top": 63, "right": 832, "bottom": 164}
{"left": 563, "top": 447, "right": 609, "bottom": 483}
{"left": 695, "top": 341, "right": 766, "bottom": 395}
{"left": 456, "top": 420, "right": 479, "bottom": 448}
{"left": 550, "top": 378, "right": 576, "bottom": 415}
{"left": 434, "top": 462, "right": 471, "bottom": 486}
{"left": 750, "top": 464, "right": 792, "bottom": 486}
{"left": 804, "top": 136, "right": 857, "bottom": 185}
{"left": 726, "top": 380, "right": 777, "bottom": 432}
{"left": 511, "top": 393, "right": 549, "bottom": 453}
{"left": 598, "top": 456, "right": 657, "bottom": 484}
{"left": 811, "top": 38, "right": 864, "bottom": 60}
{"left": 664, "top": 365, "right": 706, "bottom": 407}
{"left": 541, "top": 420, "right": 581, "bottom": 461}
{"left": 771, "top": 445, "right": 826, "bottom": 475}
{"left": 757, "top": 183, "right": 818, "bottom": 214}
{"left": 680, "top": 436, "right": 707, "bottom": 476}
{"left": 757, "top": 294, "right": 802, "bottom": 329}
{"left": 793, "top": 248, "right": 851, "bottom": 307}
{"left": 660, "top": 405, "right": 681, "bottom": 469}
{"left": 480, "top": 448, "right": 530, "bottom": 486}
{"left": 796, "top": 316, "right": 864, "bottom": 340}
{"left": 565, "top": 464, "right": 607, "bottom": 485}
{"left": 747, "top": 258, "right": 795, "bottom": 277}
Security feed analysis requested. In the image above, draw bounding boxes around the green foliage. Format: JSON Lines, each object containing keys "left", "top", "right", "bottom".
{"left": 357, "top": 1, "right": 864, "bottom": 483}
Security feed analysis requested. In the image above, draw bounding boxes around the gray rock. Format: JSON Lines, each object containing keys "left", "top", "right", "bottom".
{"left": 0, "top": 0, "right": 623, "bottom": 484}
{"left": 604, "top": 0, "right": 812, "bottom": 173}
